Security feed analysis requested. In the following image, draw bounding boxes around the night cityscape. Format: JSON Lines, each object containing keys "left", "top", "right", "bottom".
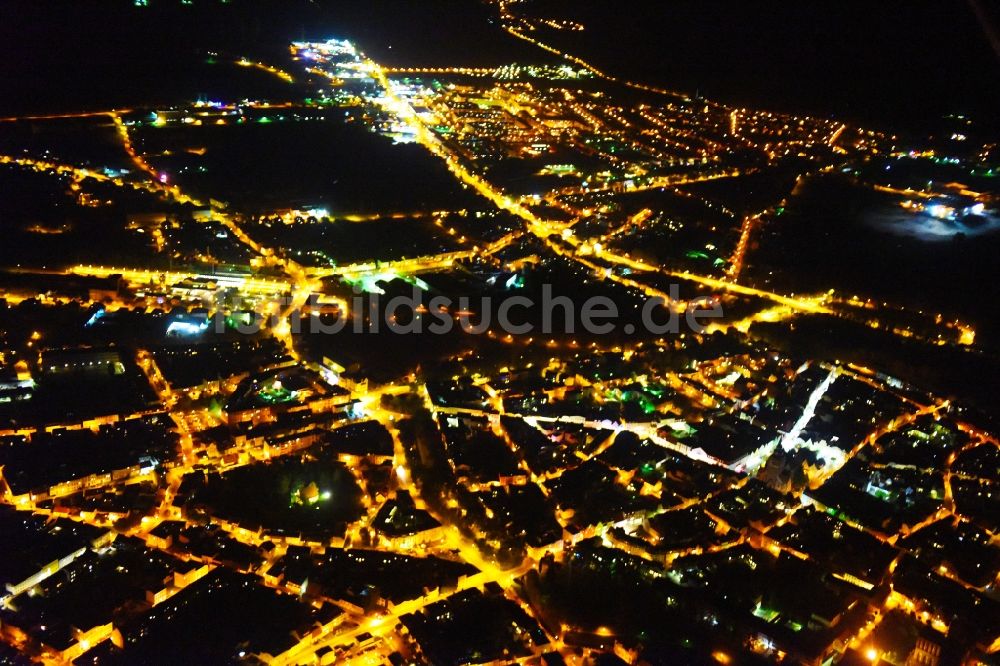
{"left": 1, "top": 2, "right": 999, "bottom": 665}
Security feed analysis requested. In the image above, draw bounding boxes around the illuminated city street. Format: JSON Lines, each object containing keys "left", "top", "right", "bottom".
{"left": 0, "top": 2, "right": 998, "bottom": 665}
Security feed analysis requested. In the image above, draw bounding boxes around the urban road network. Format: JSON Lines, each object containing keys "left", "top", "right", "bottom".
{"left": 0, "top": 4, "right": 996, "bottom": 665}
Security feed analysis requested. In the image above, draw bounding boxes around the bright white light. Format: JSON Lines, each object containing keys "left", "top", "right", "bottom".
{"left": 166, "top": 320, "right": 209, "bottom": 337}
{"left": 927, "top": 204, "right": 953, "bottom": 220}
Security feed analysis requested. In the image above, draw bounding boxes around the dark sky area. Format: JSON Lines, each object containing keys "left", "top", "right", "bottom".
{"left": 1, "top": 0, "right": 997, "bottom": 136}
{"left": 525, "top": 0, "right": 1000, "bottom": 131}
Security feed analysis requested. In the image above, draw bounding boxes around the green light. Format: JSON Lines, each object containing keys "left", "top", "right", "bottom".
{"left": 752, "top": 602, "right": 780, "bottom": 622}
